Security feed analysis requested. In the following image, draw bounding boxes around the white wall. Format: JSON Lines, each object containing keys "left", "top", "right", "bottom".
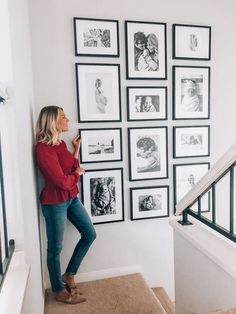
{"left": 0, "top": 0, "right": 44, "bottom": 313}
{"left": 28, "top": 0, "right": 236, "bottom": 301}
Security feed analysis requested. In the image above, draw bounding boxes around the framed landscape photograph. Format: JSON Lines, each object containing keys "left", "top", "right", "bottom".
{"left": 128, "top": 127, "right": 168, "bottom": 181}
{"left": 130, "top": 186, "right": 169, "bottom": 220}
{"left": 81, "top": 168, "right": 124, "bottom": 224}
{"left": 173, "top": 125, "right": 210, "bottom": 158}
{"left": 173, "top": 66, "right": 210, "bottom": 120}
{"left": 173, "top": 162, "right": 210, "bottom": 213}
{"left": 173, "top": 24, "right": 211, "bottom": 60}
{"left": 125, "top": 20, "right": 167, "bottom": 79}
{"left": 73, "top": 17, "right": 119, "bottom": 57}
{"left": 76, "top": 63, "right": 121, "bottom": 122}
{"left": 127, "top": 86, "right": 167, "bottom": 121}
{"left": 79, "top": 128, "right": 122, "bottom": 163}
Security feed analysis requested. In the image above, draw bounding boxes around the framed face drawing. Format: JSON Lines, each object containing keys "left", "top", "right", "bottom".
{"left": 173, "top": 24, "right": 211, "bottom": 60}
{"left": 173, "top": 162, "right": 210, "bottom": 213}
{"left": 128, "top": 127, "right": 168, "bottom": 181}
{"left": 81, "top": 168, "right": 124, "bottom": 224}
{"left": 173, "top": 66, "right": 210, "bottom": 120}
{"left": 79, "top": 128, "right": 122, "bottom": 163}
{"left": 173, "top": 125, "right": 210, "bottom": 158}
{"left": 73, "top": 17, "right": 119, "bottom": 57}
{"left": 127, "top": 86, "right": 167, "bottom": 121}
{"left": 130, "top": 186, "right": 169, "bottom": 220}
{"left": 125, "top": 20, "right": 167, "bottom": 79}
{"left": 76, "top": 63, "right": 121, "bottom": 122}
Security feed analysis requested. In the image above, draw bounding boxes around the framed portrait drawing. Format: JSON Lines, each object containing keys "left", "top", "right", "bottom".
{"left": 128, "top": 127, "right": 168, "bottom": 181}
{"left": 79, "top": 128, "right": 122, "bottom": 163}
{"left": 125, "top": 20, "right": 167, "bottom": 79}
{"left": 173, "top": 125, "right": 210, "bottom": 158}
{"left": 127, "top": 86, "right": 167, "bottom": 121}
{"left": 81, "top": 168, "right": 124, "bottom": 224}
{"left": 130, "top": 186, "right": 169, "bottom": 220}
{"left": 76, "top": 63, "right": 121, "bottom": 122}
{"left": 173, "top": 162, "right": 210, "bottom": 213}
{"left": 173, "top": 66, "right": 210, "bottom": 120}
{"left": 73, "top": 17, "right": 119, "bottom": 57}
{"left": 173, "top": 24, "right": 211, "bottom": 60}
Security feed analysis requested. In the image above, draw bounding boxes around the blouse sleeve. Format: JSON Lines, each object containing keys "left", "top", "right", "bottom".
{"left": 35, "top": 143, "right": 79, "bottom": 191}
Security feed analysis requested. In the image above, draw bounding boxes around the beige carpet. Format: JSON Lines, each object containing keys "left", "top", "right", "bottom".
{"left": 44, "top": 273, "right": 166, "bottom": 314}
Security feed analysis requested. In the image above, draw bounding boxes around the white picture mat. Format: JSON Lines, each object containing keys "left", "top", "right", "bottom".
{"left": 130, "top": 128, "right": 167, "bottom": 180}
{"left": 175, "top": 26, "right": 210, "bottom": 58}
{"left": 175, "top": 126, "right": 209, "bottom": 157}
{"left": 77, "top": 64, "right": 120, "bottom": 121}
{"left": 128, "top": 88, "right": 166, "bottom": 120}
{"left": 75, "top": 19, "right": 118, "bottom": 55}
{"left": 82, "top": 169, "right": 123, "bottom": 223}
{"left": 132, "top": 187, "right": 168, "bottom": 219}
{"left": 80, "top": 129, "right": 121, "bottom": 162}
{"left": 127, "top": 22, "right": 166, "bottom": 78}
{"left": 175, "top": 67, "right": 209, "bottom": 119}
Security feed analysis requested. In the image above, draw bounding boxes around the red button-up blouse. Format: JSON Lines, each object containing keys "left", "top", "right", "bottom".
{"left": 35, "top": 141, "right": 80, "bottom": 205}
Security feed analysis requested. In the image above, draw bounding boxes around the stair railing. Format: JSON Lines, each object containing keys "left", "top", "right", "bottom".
{"left": 176, "top": 142, "right": 236, "bottom": 243}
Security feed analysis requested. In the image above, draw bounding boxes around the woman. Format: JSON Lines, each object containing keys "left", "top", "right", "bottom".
{"left": 35, "top": 106, "right": 96, "bottom": 304}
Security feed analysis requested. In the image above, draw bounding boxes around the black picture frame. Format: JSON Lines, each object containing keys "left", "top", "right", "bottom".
{"left": 126, "top": 86, "right": 167, "bottom": 121}
{"left": 128, "top": 126, "right": 168, "bottom": 181}
{"left": 130, "top": 186, "right": 169, "bottom": 220}
{"left": 75, "top": 63, "right": 121, "bottom": 122}
{"left": 173, "top": 24, "right": 211, "bottom": 60}
{"left": 125, "top": 20, "right": 167, "bottom": 80}
{"left": 73, "top": 17, "right": 120, "bottom": 57}
{"left": 81, "top": 168, "right": 124, "bottom": 225}
{"left": 173, "top": 125, "right": 210, "bottom": 158}
{"left": 173, "top": 65, "right": 210, "bottom": 120}
{"left": 79, "top": 128, "right": 122, "bottom": 163}
{"left": 173, "top": 162, "right": 210, "bottom": 213}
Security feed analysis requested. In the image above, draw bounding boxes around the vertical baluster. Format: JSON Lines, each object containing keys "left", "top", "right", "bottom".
{"left": 0, "top": 233, "right": 3, "bottom": 274}
{"left": 212, "top": 183, "right": 216, "bottom": 224}
{"left": 230, "top": 165, "right": 234, "bottom": 234}
{"left": 198, "top": 196, "right": 201, "bottom": 216}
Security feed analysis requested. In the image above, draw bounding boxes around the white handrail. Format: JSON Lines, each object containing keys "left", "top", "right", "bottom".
{"left": 175, "top": 142, "right": 236, "bottom": 216}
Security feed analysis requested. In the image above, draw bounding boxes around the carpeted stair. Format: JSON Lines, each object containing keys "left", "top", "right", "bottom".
{"left": 44, "top": 273, "right": 171, "bottom": 314}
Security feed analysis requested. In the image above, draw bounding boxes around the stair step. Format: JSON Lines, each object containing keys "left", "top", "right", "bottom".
{"left": 152, "top": 287, "right": 175, "bottom": 314}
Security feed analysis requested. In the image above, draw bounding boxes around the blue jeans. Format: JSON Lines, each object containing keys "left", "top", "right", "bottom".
{"left": 42, "top": 197, "right": 96, "bottom": 292}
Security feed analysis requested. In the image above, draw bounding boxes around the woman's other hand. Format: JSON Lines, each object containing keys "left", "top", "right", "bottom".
{"left": 75, "top": 167, "right": 85, "bottom": 176}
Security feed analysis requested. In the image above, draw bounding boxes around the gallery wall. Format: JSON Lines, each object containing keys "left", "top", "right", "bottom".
{"left": 28, "top": 0, "right": 236, "bottom": 300}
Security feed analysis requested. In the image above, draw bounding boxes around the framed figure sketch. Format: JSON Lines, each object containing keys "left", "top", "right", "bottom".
{"left": 81, "top": 168, "right": 124, "bottom": 224}
{"left": 76, "top": 63, "right": 121, "bottom": 122}
{"left": 128, "top": 127, "right": 168, "bottom": 181}
{"left": 173, "top": 66, "right": 210, "bottom": 120}
{"left": 125, "top": 20, "right": 167, "bottom": 79}
{"left": 73, "top": 17, "right": 119, "bottom": 57}
{"left": 173, "top": 24, "right": 211, "bottom": 60}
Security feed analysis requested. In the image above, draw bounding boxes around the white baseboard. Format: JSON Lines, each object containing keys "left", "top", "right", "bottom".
{"left": 76, "top": 265, "right": 143, "bottom": 283}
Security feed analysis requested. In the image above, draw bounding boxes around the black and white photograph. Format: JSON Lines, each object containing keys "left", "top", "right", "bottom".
{"left": 81, "top": 168, "right": 124, "bottom": 224}
{"left": 128, "top": 127, "right": 168, "bottom": 181}
{"left": 73, "top": 17, "right": 119, "bottom": 57}
{"left": 76, "top": 63, "right": 121, "bottom": 122}
{"left": 173, "top": 163, "right": 210, "bottom": 212}
{"left": 127, "top": 86, "right": 167, "bottom": 121}
{"left": 79, "top": 128, "right": 122, "bottom": 163}
{"left": 125, "top": 20, "right": 167, "bottom": 79}
{"left": 173, "top": 66, "right": 210, "bottom": 120}
{"left": 130, "top": 186, "right": 169, "bottom": 220}
{"left": 173, "top": 126, "right": 210, "bottom": 158}
{"left": 173, "top": 24, "right": 211, "bottom": 60}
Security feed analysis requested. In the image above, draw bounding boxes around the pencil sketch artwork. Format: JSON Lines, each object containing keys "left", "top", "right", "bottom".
{"left": 180, "top": 133, "right": 203, "bottom": 150}
{"left": 138, "top": 193, "right": 162, "bottom": 211}
{"left": 94, "top": 77, "right": 108, "bottom": 114}
{"left": 90, "top": 176, "right": 116, "bottom": 217}
{"left": 135, "top": 95, "right": 159, "bottom": 113}
{"left": 190, "top": 33, "right": 198, "bottom": 51}
{"left": 181, "top": 76, "right": 203, "bottom": 113}
{"left": 83, "top": 28, "right": 111, "bottom": 48}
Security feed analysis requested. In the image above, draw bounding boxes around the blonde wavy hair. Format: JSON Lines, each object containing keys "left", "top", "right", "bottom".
{"left": 36, "top": 106, "right": 63, "bottom": 145}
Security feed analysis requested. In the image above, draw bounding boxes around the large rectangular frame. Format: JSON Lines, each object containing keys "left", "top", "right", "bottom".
{"left": 125, "top": 20, "right": 167, "bottom": 80}
{"left": 81, "top": 168, "right": 124, "bottom": 225}
{"left": 76, "top": 63, "right": 121, "bottom": 122}
{"left": 73, "top": 17, "right": 120, "bottom": 57}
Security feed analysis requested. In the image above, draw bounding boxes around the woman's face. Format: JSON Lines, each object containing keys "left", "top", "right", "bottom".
{"left": 57, "top": 109, "right": 69, "bottom": 132}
